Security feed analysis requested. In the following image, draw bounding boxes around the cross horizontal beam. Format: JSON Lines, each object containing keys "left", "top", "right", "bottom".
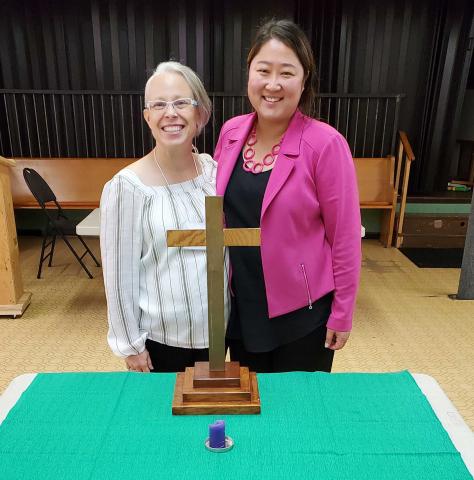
{"left": 167, "top": 228, "right": 261, "bottom": 247}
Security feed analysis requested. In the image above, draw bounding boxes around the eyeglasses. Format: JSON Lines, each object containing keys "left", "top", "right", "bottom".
{"left": 145, "top": 98, "right": 198, "bottom": 111}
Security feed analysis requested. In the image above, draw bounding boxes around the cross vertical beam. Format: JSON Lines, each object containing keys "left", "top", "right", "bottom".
{"left": 166, "top": 197, "right": 260, "bottom": 372}
{"left": 205, "top": 196, "right": 225, "bottom": 371}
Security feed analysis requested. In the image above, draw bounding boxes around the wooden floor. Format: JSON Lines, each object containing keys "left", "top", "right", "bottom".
{"left": 1, "top": 237, "right": 473, "bottom": 429}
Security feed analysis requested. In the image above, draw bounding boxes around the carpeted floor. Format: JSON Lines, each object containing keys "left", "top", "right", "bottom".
{"left": 1, "top": 237, "right": 474, "bottom": 430}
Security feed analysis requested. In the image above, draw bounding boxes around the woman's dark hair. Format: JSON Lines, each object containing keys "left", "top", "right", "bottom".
{"left": 247, "top": 19, "right": 318, "bottom": 116}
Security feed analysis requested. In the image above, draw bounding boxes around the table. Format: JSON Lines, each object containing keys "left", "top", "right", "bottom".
{"left": 76, "top": 208, "right": 367, "bottom": 238}
{"left": 76, "top": 208, "right": 100, "bottom": 236}
{"left": 0, "top": 371, "right": 472, "bottom": 479}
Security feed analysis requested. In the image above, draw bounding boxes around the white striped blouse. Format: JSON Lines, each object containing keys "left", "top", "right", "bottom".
{"left": 100, "top": 154, "right": 230, "bottom": 358}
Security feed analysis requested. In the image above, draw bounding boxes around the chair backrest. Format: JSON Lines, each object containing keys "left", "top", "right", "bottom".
{"left": 22, "top": 168, "right": 57, "bottom": 208}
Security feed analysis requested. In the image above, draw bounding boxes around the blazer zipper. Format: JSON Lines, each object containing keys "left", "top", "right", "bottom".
{"left": 300, "top": 263, "right": 313, "bottom": 310}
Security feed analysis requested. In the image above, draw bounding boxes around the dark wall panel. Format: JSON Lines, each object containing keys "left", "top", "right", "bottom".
{"left": 0, "top": 0, "right": 473, "bottom": 192}
{"left": 0, "top": 0, "right": 335, "bottom": 92}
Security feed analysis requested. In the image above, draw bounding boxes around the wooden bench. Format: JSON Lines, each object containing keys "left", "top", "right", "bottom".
{"left": 9, "top": 131, "right": 414, "bottom": 247}
{"left": 10, "top": 158, "right": 135, "bottom": 209}
{"left": 394, "top": 131, "right": 416, "bottom": 247}
{"left": 353, "top": 131, "right": 415, "bottom": 247}
{"left": 354, "top": 155, "right": 397, "bottom": 247}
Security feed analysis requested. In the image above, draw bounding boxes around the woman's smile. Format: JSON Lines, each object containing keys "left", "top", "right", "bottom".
{"left": 160, "top": 124, "right": 186, "bottom": 134}
{"left": 262, "top": 96, "right": 282, "bottom": 103}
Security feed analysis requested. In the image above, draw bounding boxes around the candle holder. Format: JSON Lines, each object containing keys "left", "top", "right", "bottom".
{"left": 204, "top": 436, "right": 234, "bottom": 453}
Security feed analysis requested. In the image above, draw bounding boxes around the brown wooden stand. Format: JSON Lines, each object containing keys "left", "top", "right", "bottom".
{"left": 172, "top": 361, "right": 261, "bottom": 415}
{"left": 0, "top": 157, "right": 31, "bottom": 318}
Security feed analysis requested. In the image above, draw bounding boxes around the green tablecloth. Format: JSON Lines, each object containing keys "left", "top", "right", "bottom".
{"left": 0, "top": 371, "right": 471, "bottom": 479}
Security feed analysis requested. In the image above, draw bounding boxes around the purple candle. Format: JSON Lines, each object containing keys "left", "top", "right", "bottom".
{"left": 209, "top": 420, "right": 226, "bottom": 448}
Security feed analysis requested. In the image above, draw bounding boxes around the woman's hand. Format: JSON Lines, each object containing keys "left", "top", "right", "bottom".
{"left": 325, "top": 329, "right": 350, "bottom": 350}
{"left": 125, "top": 350, "right": 154, "bottom": 372}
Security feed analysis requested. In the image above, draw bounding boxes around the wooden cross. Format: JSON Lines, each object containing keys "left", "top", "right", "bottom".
{"left": 167, "top": 196, "right": 261, "bottom": 414}
{"left": 167, "top": 196, "right": 260, "bottom": 370}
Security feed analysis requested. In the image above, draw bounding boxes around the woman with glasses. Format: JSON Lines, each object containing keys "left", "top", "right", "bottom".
{"left": 100, "top": 61, "right": 229, "bottom": 372}
{"left": 215, "top": 20, "right": 361, "bottom": 373}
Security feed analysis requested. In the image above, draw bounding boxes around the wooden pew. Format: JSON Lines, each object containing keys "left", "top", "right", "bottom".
{"left": 394, "top": 131, "right": 416, "bottom": 247}
{"left": 354, "top": 155, "right": 397, "bottom": 247}
{"left": 10, "top": 158, "right": 135, "bottom": 209}
{"left": 10, "top": 131, "right": 414, "bottom": 248}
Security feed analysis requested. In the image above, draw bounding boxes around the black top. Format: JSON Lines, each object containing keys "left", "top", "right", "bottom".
{"left": 223, "top": 152, "right": 333, "bottom": 353}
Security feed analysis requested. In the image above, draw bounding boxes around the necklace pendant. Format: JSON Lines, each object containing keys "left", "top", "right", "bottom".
{"left": 262, "top": 153, "right": 275, "bottom": 167}
{"left": 243, "top": 148, "right": 256, "bottom": 160}
{"left": 243, "top": 160, "right": 255, "bottom": 172}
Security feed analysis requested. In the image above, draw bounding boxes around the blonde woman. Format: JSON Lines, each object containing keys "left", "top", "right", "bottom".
{"left": 100, "top": 62, "right": 229, "bottom": 372}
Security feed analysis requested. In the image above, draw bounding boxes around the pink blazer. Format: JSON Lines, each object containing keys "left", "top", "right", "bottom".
{"left": 214, "top": 110, "right": 361, "bottom": 332}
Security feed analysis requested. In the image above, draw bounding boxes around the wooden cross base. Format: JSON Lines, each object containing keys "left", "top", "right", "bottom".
{"left": 172, "top": 361, "right": 261, "bottom": 415}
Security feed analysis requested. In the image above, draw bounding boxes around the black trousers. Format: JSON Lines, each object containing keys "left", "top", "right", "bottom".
{"left": 226, "top": 322, "right": 334, "bottom": 373}
{"left": 145, "top": 339, "right": 209, "bottom": 373}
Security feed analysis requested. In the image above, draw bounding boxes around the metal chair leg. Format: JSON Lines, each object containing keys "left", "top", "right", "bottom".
{"left": 60, "top": 235, "right": 94, "bottom": 279}
{"left": 37, "top": 232, "right": 48, "bottom": 279}
{"left": 48, "top": 235, "right": 56, "bottom": 267}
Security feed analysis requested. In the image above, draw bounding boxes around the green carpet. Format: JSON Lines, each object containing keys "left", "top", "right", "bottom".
{"left": 0, "top": 371, "right": 471, "bottom": 479}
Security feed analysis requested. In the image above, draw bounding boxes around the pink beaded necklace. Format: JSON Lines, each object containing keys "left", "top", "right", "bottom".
{"left": 242, "top": 127, "right": 282, "bottom": 174}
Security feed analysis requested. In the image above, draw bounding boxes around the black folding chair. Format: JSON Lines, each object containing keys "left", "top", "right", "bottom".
{"left": 22, "top": 168, "right": 101, "bottom": 279}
